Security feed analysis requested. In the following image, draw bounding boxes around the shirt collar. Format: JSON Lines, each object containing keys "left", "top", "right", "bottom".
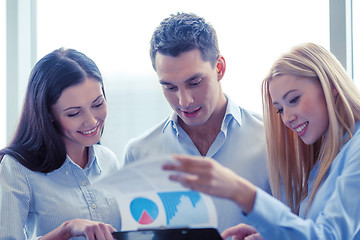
{"left": 162, "top": 95, "right": 242, "bottom": 134}
{"left": 47, "top": 145, "right": 102, "bottom": 175}
{"left": 162, "top": 112, "right": 179, "bottom": 134}
{"left": 223, "top": 96, "right": 242, "bottom": 127}
{"left": 63, "top": 145, "right": 101, "bottom": 171}
{"left": 87, "top": 145, "right": 98, "bottom": 167}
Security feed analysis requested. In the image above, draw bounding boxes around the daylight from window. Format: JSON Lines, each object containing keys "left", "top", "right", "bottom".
{"left": 354, "top": 0, "right": 359, "bottom": 87}
{"left": 35, "top": 0, "right": 331, "bottom": 158}
{"left": 1, "top": 0, "right": 6, "bottom": 148}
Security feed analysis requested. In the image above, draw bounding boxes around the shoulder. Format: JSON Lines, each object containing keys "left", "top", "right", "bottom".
{"left": 0, "top": 154, "right": 31, "bottom": 188}
{"left": 347, "top": 125, "right": 360, "bottom": 149}
{"left": 337, "top": 123, "right": 360, "bottom": 167}
{"left": 227, "top": 98, "right": 263, "bottom": 127}
{"left": 125, "top": 117, "right": 170, "bottom": 149}
{"left": 93, "top": 144, "right": 122, "bottom": 169}
{"left": 123, "top": 117, "right": 172, "bottom": 163}
{"left": 240, "top": 107, "right": 263, "bottom": 124}
{"left": 233, "top": 106, "right": 264, "bottom": 132}
{"left": 345, "top": 122, "right": 360, "bottom": 149}
{"left": 93, "top": 144, "right": 116, "bottom": 156}
{"left": 1, "top": 154, "right": 29, "bottom": 173}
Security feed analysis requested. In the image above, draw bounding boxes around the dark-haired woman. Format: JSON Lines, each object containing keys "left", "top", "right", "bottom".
{"left": 0, "top": 48, "right": 121, "bottom": 239}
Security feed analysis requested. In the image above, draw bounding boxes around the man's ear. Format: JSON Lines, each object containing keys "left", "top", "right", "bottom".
{"left": 216, "top": 55, "right": 226, "bottom": 81}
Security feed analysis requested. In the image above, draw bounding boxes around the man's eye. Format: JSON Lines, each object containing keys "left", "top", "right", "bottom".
{"left": 164, "top": 85, "right": 177, "bottom": 91}
{"left": 189, "top": 79, "right": 202, "bottom": 86}
{"left": 190, "top": 82, "right": 200, "bottom": 86}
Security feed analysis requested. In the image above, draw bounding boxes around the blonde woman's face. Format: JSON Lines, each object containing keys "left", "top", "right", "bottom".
{"left": 269, "top": 75, "right": 329, "bottom": 145}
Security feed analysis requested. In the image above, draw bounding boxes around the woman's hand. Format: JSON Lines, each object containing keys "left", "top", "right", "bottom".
{"left": 162, "top": 154, "right": 257, "bottom": 214}
{"left": 64, "top": 219, "right": 117, "bottom": 239}
{"left": 41, "top": 219, "right": 117, "bottom": 240}
{"left": 222, "top": 224, "right": 263, "bottom": 240}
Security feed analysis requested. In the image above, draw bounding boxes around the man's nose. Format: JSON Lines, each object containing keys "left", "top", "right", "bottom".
{"left": 178, "top": 88, "right": 194, "bottom": 107}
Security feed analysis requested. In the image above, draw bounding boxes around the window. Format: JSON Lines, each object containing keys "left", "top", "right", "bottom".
{"left": 0, "top": 0, "right": 6, "bottom": 148}
{"left": 354, "top": 0, "right": 359, "bottom": 87}
{"left": 35, "top": 0, "right": 329, "bottom": 158}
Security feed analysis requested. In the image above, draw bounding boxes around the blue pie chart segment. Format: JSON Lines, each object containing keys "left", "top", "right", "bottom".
{"left": 130, "top": 197, "right": 159, "bottom": 225}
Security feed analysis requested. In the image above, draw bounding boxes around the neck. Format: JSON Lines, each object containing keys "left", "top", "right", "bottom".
{"left": 181, "top": 94, "right": 227, "bottom": 133}
{"left": 66, "top": 145, "right": 89, "bottom": 169}
{"left": 179, "top": 95, "right": 227, "bottom": 155}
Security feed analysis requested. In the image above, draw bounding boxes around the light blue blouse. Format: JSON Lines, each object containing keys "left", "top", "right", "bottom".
{"left": 124, "top": 97, "right": 271, "bottom": 233}
{"left": 246, "top": 122, "right": 360, "bottom": 239}
{"left": 0, "top": 144, "right": 123, "bottom": 240}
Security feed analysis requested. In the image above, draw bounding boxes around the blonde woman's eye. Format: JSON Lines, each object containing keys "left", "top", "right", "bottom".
{"left": 290, "top": 96, "right": 300, "bottom": 104}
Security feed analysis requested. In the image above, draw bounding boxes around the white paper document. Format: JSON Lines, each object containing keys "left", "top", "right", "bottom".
{"left": 93, "top": 155, "right": 218, "bottom": 231}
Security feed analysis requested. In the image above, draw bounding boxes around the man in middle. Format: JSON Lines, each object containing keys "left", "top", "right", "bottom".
{"left": 123, "top": 12, "right": 271, "bottom": 233}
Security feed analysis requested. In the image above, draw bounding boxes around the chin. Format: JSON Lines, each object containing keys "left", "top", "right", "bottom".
{"left": 300, "top": 137, "right": 316, "bottom": 146}
{"left": 185, "top": 120, "right": 206, "bottom": 127}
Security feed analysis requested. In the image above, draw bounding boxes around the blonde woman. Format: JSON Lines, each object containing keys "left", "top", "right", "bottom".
{"left": 163, "top": 43, "right": 360, "bottom": 239}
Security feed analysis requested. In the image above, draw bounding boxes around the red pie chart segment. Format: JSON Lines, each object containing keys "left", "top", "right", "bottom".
{"left": 130, "top": 197, "right": 159, "bottom": 225}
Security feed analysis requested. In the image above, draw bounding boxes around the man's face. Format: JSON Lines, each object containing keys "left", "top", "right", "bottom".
{"left": 155, "top": 49, "right": 225, "bottom": 128}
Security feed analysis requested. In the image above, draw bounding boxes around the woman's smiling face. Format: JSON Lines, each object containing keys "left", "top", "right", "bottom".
{"left": 269, "top": 75, "right": 329, "bottom": 145}
{"left": 51, "top": 77, "right": 107, "bottom": 152}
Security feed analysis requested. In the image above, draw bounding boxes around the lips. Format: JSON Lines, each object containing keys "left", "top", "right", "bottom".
{"left": 294, "top": 121, "right": 309, "bottom": 136}
{"left": 79, "top": 124, "right": 100, "bottom": 136}
{"left": 181, "top": 107, "right": 200, "bottom": 118}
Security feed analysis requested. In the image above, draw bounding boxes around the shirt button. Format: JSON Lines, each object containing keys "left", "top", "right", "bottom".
{"left": 65, "top": 171, "right": 69, "bottom": 175}
{"left": 92, "top": 203, "right": 97, "bottom": 209}
{"left": 82, "top": 181, "right": 87, "bottom": 186}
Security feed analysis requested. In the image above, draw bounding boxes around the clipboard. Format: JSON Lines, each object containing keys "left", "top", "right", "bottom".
{"left": 112, "top": 227, "right": 223, "bottom": 240}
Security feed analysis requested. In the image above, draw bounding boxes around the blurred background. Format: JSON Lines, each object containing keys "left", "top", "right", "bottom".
{"left": 1, "top": 0, "right": 358, "bottom": 160}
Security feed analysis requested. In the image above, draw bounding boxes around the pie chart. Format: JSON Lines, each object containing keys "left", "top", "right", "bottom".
{"left": 130, "top": 197, "right": 159, "bottom": 224}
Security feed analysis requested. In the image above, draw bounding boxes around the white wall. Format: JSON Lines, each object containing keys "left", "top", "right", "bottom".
{"left": 34, "top": 0, "right": 331, "bottom": 158}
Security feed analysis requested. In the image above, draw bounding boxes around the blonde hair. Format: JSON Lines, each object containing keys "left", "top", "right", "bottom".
{"left": 262, "top": 43, "right": 360, "bottom": 214}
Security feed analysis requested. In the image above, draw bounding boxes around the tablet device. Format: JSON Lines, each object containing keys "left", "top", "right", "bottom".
{"left": 112, "top": 227, "right": 222, "bottom": 240}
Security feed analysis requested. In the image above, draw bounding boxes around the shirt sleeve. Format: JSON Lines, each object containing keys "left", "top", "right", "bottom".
{"left": 244, "top": 136, "right": 360, "bottom": 240}
{"left": 0, "top": 155, "right": 31, "bottom": 239}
